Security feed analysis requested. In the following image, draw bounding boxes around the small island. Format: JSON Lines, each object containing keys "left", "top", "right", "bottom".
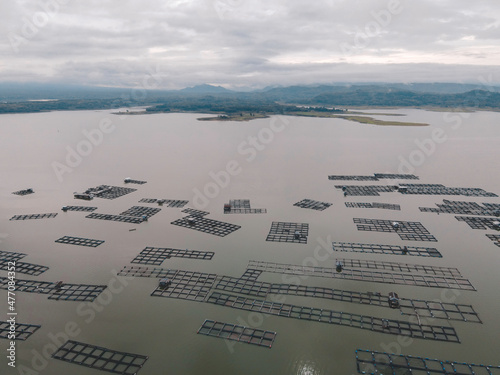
{"left": 197, "top": 113, "right": 269, "bottom": 121}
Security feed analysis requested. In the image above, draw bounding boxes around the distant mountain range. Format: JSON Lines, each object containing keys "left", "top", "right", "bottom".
{"left": 1, "top": 82, "right": 499, "bottom": 113}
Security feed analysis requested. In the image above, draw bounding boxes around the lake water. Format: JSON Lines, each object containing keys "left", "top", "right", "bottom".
{"left": 1, "top": 109, "right": 499, "bottom": 374}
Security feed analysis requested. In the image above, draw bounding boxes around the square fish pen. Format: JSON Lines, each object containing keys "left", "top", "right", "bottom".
{"left": 131, "top": 247, "right": 214, "bottom": 265}
{"left": 150, "top": 270, "right": 218, "bottom": 301}
{"left": 181, "top": 208, "right": 210, "bottom": 217}
{"left": 52, "top": 340, "right": 148, "bottom": 375}
{"left": 0, "top": 260, "right": 48, "bottom": 276}
{"left": 354, "top": 218, "right": 438, "bottom": 242}
{"left": 10, "top": 213, "right": 58, "bottom": 221}
{"left": 266, "top": 222, "right": 309, "bottom": 244}
{"left": 85, "top": 185, "right": 137, "bottom": 200}
{"left": 355, "top": 349, "right": 500, "bottom": 375}
{"left": 197, "top": 319, "right": 277, "bottom": 348}
{"left": 335, "top": 185, "right": 395, "bottom": 196}
{"left": 171, "top": 216, "right": 241, "bottom": 237}
{"left": 0, "top": 277, "right": 107, "bottom": 302}
{"left": 293, "top": 199, "right": 332, "bottom": 211}
{"left": 119, "top": 206, "right": 161, "bottom": 218}
{"left": 223, "top": 199, "right": 267, "bottom": 214}
{"left": 0, "top": 321, "right": 40, "bottom": 341}
{"left": 345, "top": 202, "right": 401, "bottom": 210}
{"left": 55, "top": 236, "right": 105, "bottom": 248}
{"left": 456, "top": 216, "right": 500, "bottom": 230}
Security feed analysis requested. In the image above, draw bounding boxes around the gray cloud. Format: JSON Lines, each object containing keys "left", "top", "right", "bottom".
{"left": 1, "top": 0, "right": 500, "bottom": 88}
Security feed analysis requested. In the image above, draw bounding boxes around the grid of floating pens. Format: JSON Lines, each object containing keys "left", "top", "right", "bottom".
{"left": 171, "top": 216, "right": 241, "bottom": 237}
{"left": 181, "top": 208, "right": 210, "bottom": 216}
{"left": 419, "top": 199, "right": 500, "bottom": 216}
{"left": 10, "top": 213, "right": 58, "bottom": 221}
{"left": 335, "top": 185, "right": 395, "bottom": 196}
{"left": 355, "top": 349, "right": 500, "bottom": 375}
{"left": 197, "top": 319, "right": 277, "bottom": 348}
{"left": 119, "top": 206, "right": 161, "bottom": 218}
{"left": 12, "top": 189, "right": 35, "bottom": 196}
{"left": 85, "top": 213, "right": 144, "bottom": 224}
{"left": 398, "top": 184, "right": 497, "bottom": 197}
{"left": 332, "top": 242, "right": 442, "bottom": 258}
{"left": 293, "top": 199, "right": 332, "bottom": 211}
{"left": 47, "top": 284, "right": 107, "bottom": 302}
{"left": 0, "top": 321, "right": 41, "bottom": 340}
{"left": 131, "top": 247, "right": 214, "bottom": 265}
{"left": 150, "top": 270, "right": 218, "bottom": 301}
{"left": 345, "top": 202, "right": 401, "bottom": 210}
{"left": 0, "top": 260, "right": 48, "bottom": 276}
{"left": 456, "top": 216, "right": 500, "bottom": 230}
{"left": 354, "top": 218, "right": 438, "bottom": 242}
{"left": 139, "top": 199, "right": 189, "bottom": 207}
{"left": 247, "top": 260, "right": 475, "bottom": 291}
{"left": 0, "top": 250, "right": 26, "bottom": 262}
{"left": 0, "top": 277, "right": 106, "bottom": 302}
{"left": 486, "top": 234, "right": 500, "bottom": 247}
{"left": 206, "top": 293, "right": 460, "bottom": 342}
{"left": 92, "top": 186, "right": 137, "bottom": 199}
{"left": 52, "top": 340, "right": 148, "bottom": 375}
{"left": 55, "top": 236, "right": 105, "bottom": 248}
{"left": 374, "top": 173, "right": 419, "bottom": 179}
{"left": 329, "top": 175, "right": 379, "bottom": 181}
{"left": 266, "top": 222, "right": 309, "bottom": 244}
{"left": 328, "top": 174, "right": 419, "bottom": 180}
{"left": 223, "top": 199, "right": 268, "bottom": 214}
{"left": 62, "top": 206, "right": 98, "bottom": 212}
{"left": 215, "top": 276, "right": 271, "bottom": 298}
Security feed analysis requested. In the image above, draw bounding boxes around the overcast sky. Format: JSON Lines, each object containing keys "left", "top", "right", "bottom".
{"left": 1, "top": 0, "right": 500, "bottom": 89}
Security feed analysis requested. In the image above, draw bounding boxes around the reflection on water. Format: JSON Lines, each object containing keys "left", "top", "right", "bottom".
{"left": 290, "top": 357, "right": 324, "bottom": 375}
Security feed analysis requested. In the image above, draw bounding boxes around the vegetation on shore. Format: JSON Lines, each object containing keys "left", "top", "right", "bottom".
{"left": 2, "top": 83, "right": 499, "bottom": 126}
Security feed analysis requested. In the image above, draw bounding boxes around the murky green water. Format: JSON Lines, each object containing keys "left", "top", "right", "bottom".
{"left": 1, "top": 109, "right": 499, "bottom": 374}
